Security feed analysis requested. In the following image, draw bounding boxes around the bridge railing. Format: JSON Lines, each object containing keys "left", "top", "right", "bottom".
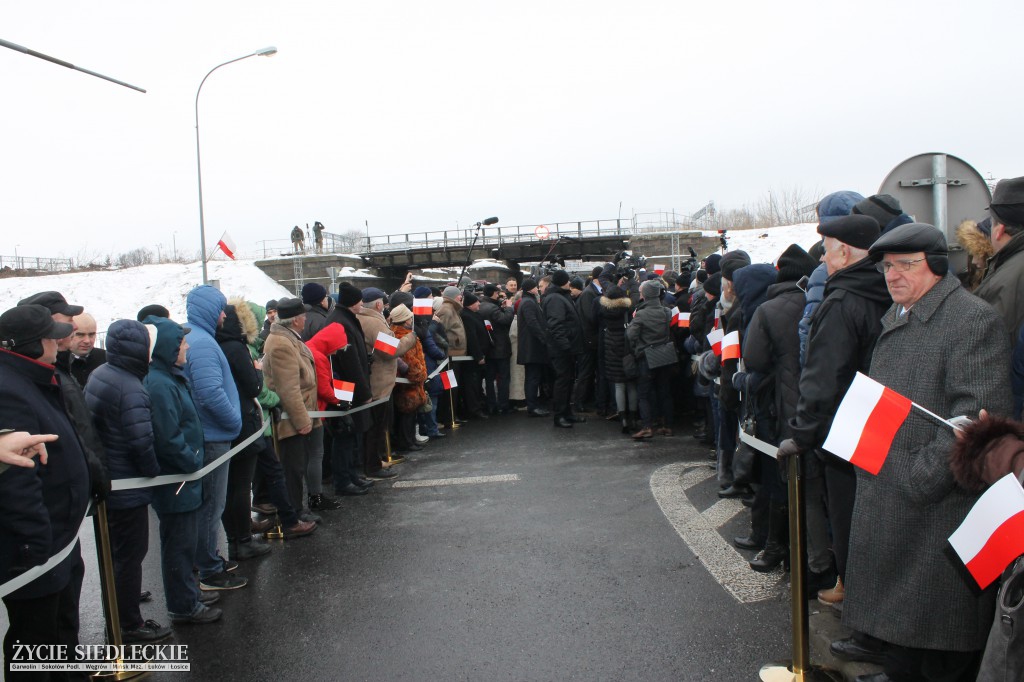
{"left": 363, "top": 219, "right": 632, "bottom": 254}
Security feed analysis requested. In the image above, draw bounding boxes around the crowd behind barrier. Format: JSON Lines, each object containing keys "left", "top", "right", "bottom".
{"left": 3, "top": 180, "right": 1024, "bottom": 680}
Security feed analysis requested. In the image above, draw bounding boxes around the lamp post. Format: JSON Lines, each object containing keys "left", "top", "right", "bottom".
{"left": 195, "top": 46, "right": 277, "bottom": 284}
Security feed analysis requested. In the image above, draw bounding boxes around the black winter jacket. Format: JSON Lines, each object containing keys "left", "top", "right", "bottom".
{"left": 516, "top": 294, "right": 549, "bottom": 365}
{"left": 84, "top": 320, "right": 159, "bottom": 510}
{"left": 577, "top": 284, "right": 602, "bottom": 348}
{"left": 542, "top": 287, "right": 583, "bottom": 357}
{"left": 57, "top": 348, "right": 107, "bottom": 389}
{"left": 325, "top": 305, "right": 373, "bottom": 434}
{"left": 216, "top": 306, "right": 265, "bottom": 452}
{"left": 790, "top": 258, "right": 892, "bottom": 451}
{"left": 599, "top": 295, "right": 632, "bottom": 383}
{"left": 302, "top": 304, "right": 330, "bottom": 343}
{"left": 477, "top": 298, "right": 513, "bottom": 359}
{"left": 462, "top": 308, "right": 490, "bottom": 362}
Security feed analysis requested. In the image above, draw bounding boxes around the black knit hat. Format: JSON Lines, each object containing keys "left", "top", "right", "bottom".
{"left": 301, "top": 282, "right": 328, "bottom": 305}
{"left": 990, "top": 176, "right": 1024, "bottom": 226}
{"left": 853, "top": 194, "right": 903, "bottom": 229}
{"left": 550, "top": 270, "right": 570, "bottom": 287}
{"left": 136, "top": 304, "right": 170, "bottom": 322}
{"left": 704, "top": 273, "right": 722, "bottom": 298}
{"left": 463, "top": 291, "right": 479, "bottom": 306}
{"left": 776, "top": 244, "right": 818, "bottom": 283}
{"left": 720, "top": 251, "right": 751, "bottom": 282}
{"left": 338, "top": 283, "right": 363, "bottom": 307}
{"left": 521, "top": 278, "right": 538, "bottom": 293}
{"left": 482, "top": 283, "right": 499, "bottom": 297}
{"left": 818, "top": 214, "right": 880, "bottom": 250}
{"left": 704, "top": 253, "right": 722, "bottom": 275}
{"left": 605, "top": 285, "right": 626, "bottom": 300}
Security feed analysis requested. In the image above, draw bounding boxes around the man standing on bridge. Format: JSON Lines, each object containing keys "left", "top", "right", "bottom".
{"left": 290, "top": 225, "right": 304, "bottom": 254}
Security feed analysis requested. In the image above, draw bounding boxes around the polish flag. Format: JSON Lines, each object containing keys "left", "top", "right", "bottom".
{"left": 714, "top": 309, "right": 721, "bottom": 329}
{"left": 216, "top": 231, "right": 237, "bottom": 260}
{"left": 678, "top": 312, "right": 691, "bottom": 329}
{"left": 949, "top": 473, "right": 1024, "bottom": 589}
{"left": 485, "top": 320, "right": 493, "bottom": 331}
{"left": 373, "top": 331, "right": 400, "bottom": 356}
{"left": 670, "top": 307, "right": 680, "bottom": 327}
{"left": 440, "top": 369, "right": 458, "bottom": 390}
{"left": 332, "top": 380, "right": 355, "bottom": 402}
{"left": 707, "top": 328, "right": 725, "bottom": 356}
{"left": 721, "top": 331, "right": 741, "bottom": 362}
{"left": 652, "top": 264, "right": 666, "bottom": 276}
{"left": 821, "top": 372, "right": 912, "bottom": 475}
{"left": 413, "top": 298, "right": 433, "bottom": 316}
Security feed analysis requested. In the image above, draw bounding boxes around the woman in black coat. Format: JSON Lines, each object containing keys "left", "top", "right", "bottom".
{"left": 516, "top": 281, "right": 550, "bottom": 416}
{"left": 599, "top": 286, "right": 637, "bottom": 433}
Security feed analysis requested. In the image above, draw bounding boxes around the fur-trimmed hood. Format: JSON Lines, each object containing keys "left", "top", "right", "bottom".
{"left": 956, "top": 220, "right": 994, "bottom": 261}
{"left": 949, "top": 413, "right": 1024, "bottom": 491}
{"left": 229, "top": 297, "right": 261, "bottom": 345}
{"left": 599, "top": 295, "right": 632, "bottom": 310}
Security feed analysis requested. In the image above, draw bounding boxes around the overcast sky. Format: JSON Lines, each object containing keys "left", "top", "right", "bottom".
{"left": 2, "top": 0, "right": 1020, "bottom": 262}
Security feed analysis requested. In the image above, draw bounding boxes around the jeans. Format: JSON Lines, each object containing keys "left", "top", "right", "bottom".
{"left": 636, "top": 357, "right": 673, "bottom": 428}
{"left": 107, "top": 504, "right": 149, "bottom": 630}
{"left": 417, "top": 391, "right": 441, "bottom": 436}
{"left": 195, "top": 440, "right": 231, "bottom": 579}
{"left": 613, "top": 381, "right": 638, "bottom": 414}
{"left": 156, "top": 508, "right": 201, "bottom": 618}
{"left": 524, "top": 363, "right": 545, "bottom": 412}
{"left": 331, "top": 429, "right": 364, "bottom": 491}
{"left": 484, "top": 357, "right": 511, "bottom": 412}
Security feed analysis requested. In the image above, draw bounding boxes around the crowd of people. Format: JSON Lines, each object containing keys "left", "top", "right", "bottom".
{"left": 2, "top": 178, "right": 1024, "bottom": 680}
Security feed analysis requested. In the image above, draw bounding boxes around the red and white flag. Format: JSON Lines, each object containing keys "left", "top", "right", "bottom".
{"left": 332, "top": 379, "right": 355, "bottom": 402}
{"left": 670, "top": 307, "right": 680, "bottom": 327}
{"left": 949, "top": 473, "right": 1024, "bottom": 589}
{"left": 652, "top": 264, "right": 666, "bottom": 276}
{"left": 677, "top": 311, "right": 691, "bottom": 329}
{"left": 721, "top": 331, "right": 741, "bottom": 362}
{"left": 413, "top": 298, "right": 433, "bottom": 316}
{"left": 216, "top": 231, "right": 237, "bottom": 260}
{"left": 440, "top": 369, "right": 458, "bottom": 390}
{"left": 485, "top": 320, "right": 493, "bottom": 332}
{"left": 713, "top": 308, "right": 722, "bottom": 329}
{"left": 707, "top": 328, "right": 725, "bottom": 356}
{"left": 373, "top": 331, "right": 400, "bottom": 356}
{"left": 822, "top": 372, "right": 912, "bottom": 475}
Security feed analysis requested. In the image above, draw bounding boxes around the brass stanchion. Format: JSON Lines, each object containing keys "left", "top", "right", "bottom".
{"left": 759, "top": 453, "right": 840, "bottom": 682}
{"left": 92, "top": 501, "right": 149, "bottom": 680}
{"left": 448, "top": 389, "right": 459, "bottom": 430}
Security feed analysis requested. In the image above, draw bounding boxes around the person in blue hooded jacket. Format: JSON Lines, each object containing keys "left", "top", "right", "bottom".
{"left": 84, "top": 319, "right": 166, "bottom": 643}
{"left": 182, "top": 285, "right": 245, "bottom": 592}
{"left": 143, "top": 315, "right": 223, "bottom": 626}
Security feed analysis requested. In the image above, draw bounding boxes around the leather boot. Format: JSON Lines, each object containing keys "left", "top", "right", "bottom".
{"left": 632, "top": 426, "right": 653, "bottom": 440}
{"left": 749, "top": 498, "right": 788, "bottom": 573}
{"left": 229, "top": 536, "right": 271, "bottom": 561}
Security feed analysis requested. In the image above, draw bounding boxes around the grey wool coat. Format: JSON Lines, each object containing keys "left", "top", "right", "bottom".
{"left": 843, "top": 274, "right": 1012, "bottom": 651}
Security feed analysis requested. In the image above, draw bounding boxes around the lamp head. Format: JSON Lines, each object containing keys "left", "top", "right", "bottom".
{"left": 255, "top": 46, "right": 278, "bottom": 57}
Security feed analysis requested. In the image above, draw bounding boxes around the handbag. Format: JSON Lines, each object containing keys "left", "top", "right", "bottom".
{"left": 977, "top": 554, "right": 1024, "bottom": 681}
{"left": 644, "top": 341, "right": 678, "bottom": 369}
{"left": 622, "top": 352, "right": 638, "bottom": 380}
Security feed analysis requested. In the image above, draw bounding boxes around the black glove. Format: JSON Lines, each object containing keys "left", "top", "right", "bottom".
{"left": 732, "top": 371, "right": 749, "bottom": 392}
{"left": 776, "top": 438, "right": 804, "bottom": 459}
{"left": 87, "top": 455, "right": 111, "bottom": 503}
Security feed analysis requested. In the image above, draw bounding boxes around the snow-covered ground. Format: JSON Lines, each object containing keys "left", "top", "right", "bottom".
{"left": 0, "top": 223, "right": 823, "bottom": 334}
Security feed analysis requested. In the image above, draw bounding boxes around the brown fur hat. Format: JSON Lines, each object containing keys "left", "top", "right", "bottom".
{"left": 956, "top": 220, "right": 994, "bottom": 262}
{"left": 228, "top": 296, "right": 260, "bottom": 345}
{"left": 949, "top": 413, "right": 1024, "bottom": 491}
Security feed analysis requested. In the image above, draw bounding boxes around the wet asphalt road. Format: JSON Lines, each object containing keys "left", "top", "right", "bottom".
{"left": 3, "top": 411, "right": 790, "bottom": 681}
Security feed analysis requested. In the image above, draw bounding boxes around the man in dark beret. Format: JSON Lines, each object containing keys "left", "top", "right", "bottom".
{"left": 974, "top": 176, "right": 1024, "bottom": 351}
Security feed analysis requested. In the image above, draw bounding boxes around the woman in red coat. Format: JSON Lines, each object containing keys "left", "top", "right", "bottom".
{"left": 305, "top": 322, "right": 348, "bottom": 509}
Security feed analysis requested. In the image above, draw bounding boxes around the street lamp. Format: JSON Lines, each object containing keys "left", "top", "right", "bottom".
{"left": 195, "top": 46, "right": 277, "bottom": 284}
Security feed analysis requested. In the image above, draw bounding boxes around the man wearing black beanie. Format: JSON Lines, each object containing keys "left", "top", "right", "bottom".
{"left": 541, "top": 271, "right": 584, "bottom": 428}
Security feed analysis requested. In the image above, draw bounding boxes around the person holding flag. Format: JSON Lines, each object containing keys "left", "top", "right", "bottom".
{"left": 838, "top": 223, "right": 1012, "bottom": 681}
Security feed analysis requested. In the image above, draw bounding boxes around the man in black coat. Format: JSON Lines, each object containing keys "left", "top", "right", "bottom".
{"left": 325, "top": 284, "right": 383, "bottom": 485}
{"left": 478, "top": 284, "right": 515, "bottom": 414}
{"left": 542, "top": 271, "right": 585, "bottom": 428}
{"left": 775, "top": 215, "right": 892, "bottom": 635}
{"left": 301, "top": 282, "right": 331, "bottom": 342}
{"left": 460, "top": 292, "right": 490, "bottom": 420}
{"left": 0, "top": 304, "right": 91, "bottom": 673}
{"left": 516, "top": 278, "right": 550, "bottom": 417}
{"left": 574, "top": 267, "right": 604, "bottom": 414}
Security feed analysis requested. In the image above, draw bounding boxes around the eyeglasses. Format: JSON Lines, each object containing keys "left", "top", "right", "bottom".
{"left": 875, "top": 257, "right": 926, "bottom": 274}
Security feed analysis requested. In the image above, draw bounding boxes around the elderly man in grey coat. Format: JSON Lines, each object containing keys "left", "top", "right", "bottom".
{"left": 841, "top": 223, "right": 1012, "bottom": 682}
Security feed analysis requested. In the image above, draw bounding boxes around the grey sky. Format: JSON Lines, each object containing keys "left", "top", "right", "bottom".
{"left": 2, "top": 0, "right": 1020, "bottom": 261}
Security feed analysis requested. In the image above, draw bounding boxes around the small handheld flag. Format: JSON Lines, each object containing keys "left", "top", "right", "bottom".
{"left": 949, "top": 473, "right": 1024, "bottom": 589}
{"left": 332, "top": 380, "right": 355, "bottom": 402}
{"left": 485, "top": 320, "right": 493, "bottom": 332}
{"left": 413, "top": 298, "right": 433, "bottom": 316}
{"left": 652, "top": 264, "right": 666, "bottom": 276}
{"left": 374, "top": 332, "right": 400, "bottom": 356}
{"left": 821, "top": 372, "right": 912, "bottom": 475}
{"left": 670, "top": 307, "right": 680, "bottom": 327}
{"left": 678, "top": 311, "right": 691, "bottom": 329}
{"left": 721, "top": 331, "right": 741, "bottom": 362}
{"left": 440, "top": 369, "right": 458, "bottom": 390}
{"left": 707, "top": 328, "right": 725, "bottom": 356}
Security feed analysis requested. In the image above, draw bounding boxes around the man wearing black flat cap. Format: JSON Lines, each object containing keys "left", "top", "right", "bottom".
{"left": 837, "top": 223, "right": 1012, "bottom": 681}
{"left": 775, "top": 214, "right": 891, "bottom": 620}
{"left": 974, "top": 176, "right": 1024, "bottom": 351}
{"left": 0, "top": 304, "right": 91, "bottom": 672}
{"left": 542, "top": 270, "right": 584, "bottom": 428}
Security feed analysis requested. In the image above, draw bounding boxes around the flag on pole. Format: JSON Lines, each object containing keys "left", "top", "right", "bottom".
{"left": 822, "top": 372, "right": 912, "bottom": 475}
{"left": 373, "top": 331, "right": 400, "bottom": 356}
{"left": 949, "top": 473, "right": 1024, "bottom": 589}
{"left": 332, "top": 379, "right": 355, "bottom": 402}
{"left": 652, "top": 264, "right": 666, "bottom": 276}
{"left": 678, "top": 311, "right": 691, "bottom": 328}
{"left": 721, "top": 331, "right": 741, "bottom": 362}
{"left": 707, "top": 328, "right": 725, "bottom": 356}
{"left": 714, "top": 309, "right": 721, "bottom": 329}
{"left": 670, "top": 307, "right": 680, "bottom": 327}
{"left": 413, "top": 298, "right": 433, "bottom": 316}
{"left": 216, "top": 232, "right": 237, "bottom": 260}
{"left": 440, "top": 369, "right": 458, "bottom": 390}
{"left": 485, "top": 320, "right": 493, "bottom": 332}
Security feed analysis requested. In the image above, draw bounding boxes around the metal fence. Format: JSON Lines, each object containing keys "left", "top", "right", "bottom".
{"left": 0, "top": 255, "right": 74, "bottom": 272}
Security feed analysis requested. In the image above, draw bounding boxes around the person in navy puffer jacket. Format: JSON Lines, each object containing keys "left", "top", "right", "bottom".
{"left": 84, "top": 319, "right": 166, "bottom": 642}
{"left": 183, "top": 285, "right": 244, "bottom": 591}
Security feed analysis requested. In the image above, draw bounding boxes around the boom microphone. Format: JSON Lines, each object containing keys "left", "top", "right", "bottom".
{"left": 482, "top": 217, "right": 499, "bottom": 226}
